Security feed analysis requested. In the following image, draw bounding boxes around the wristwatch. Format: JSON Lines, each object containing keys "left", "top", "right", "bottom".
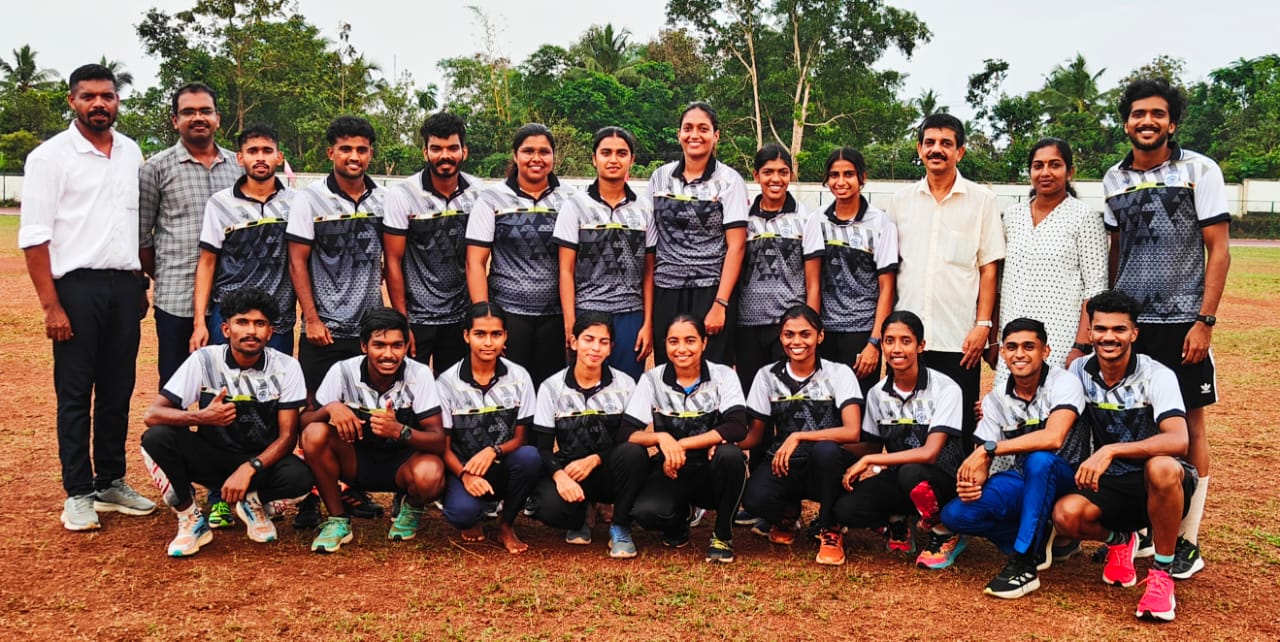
{"left": 867, "top": 337, "right": 882, "bottom": 350}
{"left": 1072, "top": 342, "right": 1094, "bottom": 354}
{"left": 976, "top": 320, "right": 993, "bottom": 328}
{"left": 249, "top": 457, "right": 264, "bottom": 472}
{"left": 492, "top": 444, "right": 504, "bottom": 459}
{"left": 983, "top": 441, "right": 998, "bottom": 457}
{"left": 399, "top": 425, "right": 413, "bottom": 443}
{"left": 1195, "top": 314, "right": 1217, "bottom": 327}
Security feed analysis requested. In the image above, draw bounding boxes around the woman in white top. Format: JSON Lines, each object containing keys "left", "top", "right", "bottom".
{"left": 996, "top": 138, "right": 1107, "bottom": 387}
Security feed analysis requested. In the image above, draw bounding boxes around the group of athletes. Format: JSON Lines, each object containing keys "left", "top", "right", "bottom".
{"left": 20, "top": 63, "right": 1228, "bottom": 624}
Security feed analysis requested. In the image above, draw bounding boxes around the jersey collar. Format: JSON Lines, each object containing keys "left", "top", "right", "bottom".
{"left": 882, "top": 366, "right": 929, "bottom": 400}
{"left": 673, "top": 156, "right": 718, "bottom": 185}
{"left": 504, "top": 172, "right": 561, "bottom": 203}
{"left": 823, "top": 195, "right": 869, "bottom": 224}
{"left": 223, "top": 344, "right": 267, "bottom": 372}
{"left": 459, "top": 354, "right": 509, "bottom": 390}
{"left": 359, "top": 356, "right": 407, "bottom": 393}
{"left": 232, "top": 175, "right": 286, "bottom": 204}
{"left": 324, "top": 172, "right": 378, "bottom": 206}
{"left": 1118, "top": 141, "right": 1184, "bottom": 171}
{"left": 586, "top": 180, "right": 637, "bottom": 208}
{"left": 750, "top": 192, "right": 798, "bottom": 220}
{"left": 661, "top": 359, "right": 713, "bottom": 394}
{"left": 1082, "top": 352, "right": 1140, "bottom": 388}
{"left": 1003, "top": 365, "right": 1051, "bottom": 401}
{"left": 419, "top": 170, "right": 472, "bottom": 200}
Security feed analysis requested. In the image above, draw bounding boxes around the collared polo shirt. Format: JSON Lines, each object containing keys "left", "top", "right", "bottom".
{"left": 18, "top": 124, "right": 143, "bottom": 277}
{"left": 139, "top": 141, "right": 241, "bottom": 317}
{"left": 1102, "top": 143, "right": 1231, "bottom": 324}
{"left": 552, "top": 180, "right": 656, "bottom": 314}
{"left": 1069, "top": 353, "right": 1187, "bottom": 476}
{"left": 737, "top": 193, "right": 824, "bottom": 327}
{"left": 315, "top": 354, "right": 443, "bottom": 451}
{"left": 889, "top": 172, "right": 1004, "bottom": 351}
{"left": 622, "top": 360, "right": 747, "bottom": 442}
{"left": 532, "top": 365, "right": 636, "bottom": 470}
{"left": 862, "top": 367, "right": 967, "bottom": 475}
{"left": 975, "top": 366, "right": 1088, "bottom": 474}
{"left": 745, "top": 358, "right": 862, "bottom": 460}
{"left": 646, "top": 158, "right": 750, "bottom": 290}
{"left": 161, "top": 345, "right": 306, "bottom": 454}
{"left": 465, "top": 174, "right": 576, "bottom": 316}
{"left": 818, "top": 197, "right": 899, "bottom": 333}
{"left": 285, "top": 174, "right": 386, "bottom": 339}
{"left": 383, "top": 171, "right": 483, "bottom": 325}
{"left": 199, "top": 177, "right": 296, "bottom": 333}
{"left": 436, "top": 356, "right": 536, "bottom": 462}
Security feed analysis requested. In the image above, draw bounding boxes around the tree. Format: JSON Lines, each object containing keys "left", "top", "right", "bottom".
{"left": 1037, "top": 53, "right": 1107, "bottom": 117}
{"left": 1183, "top": 55, "right": 1280, "bottom": 181}
{"left": 912, "top": 89, "right": 946, "bottom": 119}
{"left": 573, "top": 24, "right": 641, "bottom": 79}
{"left": 965, "top": 58, "right": 1008, "bottom": 123}
{"left": 98, "top": 57, "right": 135, "bottom": 92}
{"left": 0, "top": 45, "right": 59, "bottom": 92}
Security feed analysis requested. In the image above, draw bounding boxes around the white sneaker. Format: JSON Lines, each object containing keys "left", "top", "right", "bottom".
{"left": 169, "top": 508, "right": 213, "bottom": 557}
{"left": 235, "top": 492, "right": 277, "bottom": 543}
{"left": 94, "top": 479, "right": 157, "bottom": 515}
{"left": 61, "top": 494, "right": 100, "bottom": 531}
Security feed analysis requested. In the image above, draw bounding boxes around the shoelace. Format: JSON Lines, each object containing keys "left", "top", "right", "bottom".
{"left": 1137, "top": 571, "right": 1174, "bottom": 602}
{"left": 820, "top": 531, "right": 841, "bottom": 548}
{"left": 710, "top": 538, "right": 731, "bottom": 551}
{"left": 612, "top": 528, "right": 633, "bottom": 544}
{"left": 924, "top": 531, "right": 952, "bottom": 553}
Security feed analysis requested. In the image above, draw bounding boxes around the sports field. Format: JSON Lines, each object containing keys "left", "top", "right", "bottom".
{"left": 0, "top": 215, "right": 1276, "bottom": 641}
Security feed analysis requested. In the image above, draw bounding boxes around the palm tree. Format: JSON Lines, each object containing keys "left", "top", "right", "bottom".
{"left": 0, "top": 45, "right": 59, "bottom": 92}
{"left": 1038, "top": 53, "right": 1106, "bottom": 117}
{"left": 98, "top": 57, "right": 134, "bottom": 91}
{"left": 912, "top": 89, "right": 948, "bottom": 118}
{"left": 576, "top": 24, "right": 640, "bottom": 77}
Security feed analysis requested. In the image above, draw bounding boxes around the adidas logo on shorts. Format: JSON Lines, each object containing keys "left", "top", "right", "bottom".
{"left": 1200, "top": 383, "right": 1212, "bottom": 395}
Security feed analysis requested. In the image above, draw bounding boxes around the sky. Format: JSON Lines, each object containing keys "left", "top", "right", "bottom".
{"left": 3, "top": 0, "right": 1279, "bottom": 122}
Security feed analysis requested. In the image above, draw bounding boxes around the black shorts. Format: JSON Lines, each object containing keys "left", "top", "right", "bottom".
{"left": 349, "top": 443, "right": 414, "bottom": 492}
{"left": 297, "top": 337, "right": 363, "bottom": 394}
{"left": 410, "top": 321, "right": 467, "bottom": 374}
{"left": 1073, "top": 466, "right": 1197, "bottom": 532}
{"left": 1135, "top": 322, "right": 1218, "bottom": 410}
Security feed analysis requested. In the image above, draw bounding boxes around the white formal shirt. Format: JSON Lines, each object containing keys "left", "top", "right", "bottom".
{"left": 18, "top": 124, "right": 144, "bottom": 278}
{"left": 889, "top": 171, "right": 1004, "bottom": 352}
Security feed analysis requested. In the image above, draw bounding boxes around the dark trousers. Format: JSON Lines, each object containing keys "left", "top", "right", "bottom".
{"left": 410, "top": 321, "right": 467, "bottom": 374}
{"left": 441, "top": 445, "right": 542, "bottom": 529}
{"left": 653, "top": 286, "right": 736, "bottom": 366}
{"left": 604, "top": 309, "right": 647, "bottom": 380}
{"left": 820, "top": 330, "right": 881, "bottom": 394}
{"left": 923, "top": 350, "right": 980, "bottom": 441}
{"left": 833, "top": 463, "right": 956, "bottom": 529}
{"left": 140, "top": 424, "right": 314, "bottom": 507}
{"left": 741, "top": 441, "right": 855, "bottom": 530}
{"left": 53, "top": 269, "right": 141, "bottom": 496}
{"left": 154, "top": 307, "right": 195, "bottom": 384}
{"left": 531, "top": 442, "right": 650, "bottom": 530}
{"left": 297, "top": 337, "right": 362, "bottom": 394}
{"left": 504, "top": 312, "right": 566, "bottom": 385}
{"left": 632, "top": 444, "right": 747, "bottom": 541}
{"left": 734, "top": 324, "right": 782, "bottom": 393}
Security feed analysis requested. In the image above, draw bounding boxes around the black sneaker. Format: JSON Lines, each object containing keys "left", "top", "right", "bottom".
{"left": 342, "top": 487, "right": 384, "bottom": 519}
{"left": 1170, "top": 537, "right": 1205, "bottom": 580}
{"left": 390, "top": 491, "right": 406, "bottom": 519}
{"left": 705, "top": 536, "right": 735, "bottom": 563}
{"left": 293, "top": 494, "right": 321, "bottom": 530}
{"left": 663, "top": 527, "right": 691, "bottom": 548}
{"left": 983, "top": 555, "right": 1040, "bottom": 599}
{"left": 1135, "top": 528, "right": 1155, "bottom": 559}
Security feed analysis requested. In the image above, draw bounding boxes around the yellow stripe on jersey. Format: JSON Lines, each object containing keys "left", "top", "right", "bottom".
{"left": 408, "top": 209, "right": 462, "bottom": 220}
{"left": 224, "top": 217, "right": 285, "bottom": 234}
{"left": 496, "top": 207, "right": 554, "bottom": 216}
{"left": 462, "top": 405, "right": 511, "bottom": 415}
{"left": 314, "top": 212, "right": 378, "bottom": 222}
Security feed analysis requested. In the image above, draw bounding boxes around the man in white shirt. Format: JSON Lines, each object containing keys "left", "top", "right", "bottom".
{"left": 18, "top": 63, "right": 156, "bottom": 531}
{"left": 889, "top": 113, "right": 1005, "bottom": 440}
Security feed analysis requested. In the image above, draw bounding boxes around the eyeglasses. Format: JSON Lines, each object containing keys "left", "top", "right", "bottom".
{"left": 177, "top": 107, "right": 217, "bottom": 118}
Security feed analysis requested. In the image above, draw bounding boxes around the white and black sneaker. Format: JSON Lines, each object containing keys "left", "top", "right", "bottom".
{"left": 983, "top": 554, "right": 1040, "bottom": 599}
{"left": 1170, "top": 537, "right": 1205, "bottom": 580}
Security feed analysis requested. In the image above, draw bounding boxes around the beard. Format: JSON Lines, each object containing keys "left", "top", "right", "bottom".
{"left": 428, "top": 160, "right": 458, "bottom": 178}
{"left": 1129, "top": 130, "right": 1169, "bottom": 152}
{"left": 78, "top": 108, "right": 116, "bottom": 133}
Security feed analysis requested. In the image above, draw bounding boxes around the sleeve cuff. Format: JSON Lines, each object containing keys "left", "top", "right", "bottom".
{"left": 722, "top": 220, "right": 748, "bottom": 230}
{"left": 382, "top": 226, "right": 408, "bottom": 236}
{"left": 876, "top": 263, "right": 900, "bottom": 275}
{"left": 465, "top": 239, "right": 493, "bottom": 249}
{"left": 160, "top": 389, "right": 184, "bottom": 407}
{"left": 414, "top": 406, "right": 442, "bottom": 421}
{"left": 1198, "top": 213, "right": 1231, "bottom": 228}
{"left": 285, "top": 233, "right": 313, "bottom": 245}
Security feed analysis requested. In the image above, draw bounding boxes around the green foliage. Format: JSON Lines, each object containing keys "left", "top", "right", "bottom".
{"left": 0, "top": 130, "right": 42, "bottom": 171}
{"left": 0, "top": 86, "right": 67, "bottom": 141}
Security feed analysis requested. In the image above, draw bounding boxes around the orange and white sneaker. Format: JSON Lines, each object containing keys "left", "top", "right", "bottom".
{"left": 815, "top": 529, "right": 846, "bottom": 566}
{"left": 235, "top": 491, "right": 277, "bottom": 543}
{"left": 168, "top": 507, "right": 213, "bottom": 557}
{"left": 768, "top": 521, "right": 797, "bottom": 546}
{"left": 1135, "top": 568, "right": 1176, "bottom": 622}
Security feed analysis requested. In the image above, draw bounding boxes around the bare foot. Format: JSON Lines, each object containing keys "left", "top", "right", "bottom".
{"left": 461, "top": 525, "right": 485, "bottom": 542}
{"left": 497, "top": 522, "right": 529, "bottom": 554}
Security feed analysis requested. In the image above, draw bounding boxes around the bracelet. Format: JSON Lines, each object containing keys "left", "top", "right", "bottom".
{"left": 714, "top": 297, "right": 730, "bottom": 308}
{"left": 976, "top": 320, "right": 993, "bottom": 328}
{"left": 491, "top": 444, "right": 504, "bottom": 459}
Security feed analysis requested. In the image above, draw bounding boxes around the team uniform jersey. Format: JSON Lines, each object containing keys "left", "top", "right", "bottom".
{"left": 1069, "top": 353, "right": 1188, "bottom": 476}
{"left": 382, "top": 171, "right": 483, "bottom": 326}
{"left": 862, "top": 367, "right": 967, "bottom": 476}
{"left": 465, "top": 175, "right": 576, "bottom": 316}
{"left": 552, "top": 181, "right": 655, "bottom": 314}
{"left": 975, "top": 366, "right": 1089, "bottom": 474}
{"left": 622, "top": 361, "right": 747, "bottom": 442}
{"left": 284, "top": 175, "right": 385, "bottom": 339}
{"left": 745, "top": 358, "right": 862, "bottom": 461}
{"left": 436, "top": 357, "right": 537, "bottom": 462}
{"left": 737, "top": 194, "right": 824, "bottom": 327}
{"left": 1102, "top": 143, "right": 1231, "bottom": 324}
{"left": 314, "top": 355, "right": 443, "bottom": 451}
{"left": 646, "top": 158, "right": 750, "bottom": 289}
{"left": 532, "top": 366, "right": 636, "bottom": 470}
{"left": 818, "top": 198, "right": 899, "bottom": 333}
{"left": 161, "top": 345, "right": 306, "bottom": 454}
{"left": 198, "top": 177, "right": 296, "bottom": 334}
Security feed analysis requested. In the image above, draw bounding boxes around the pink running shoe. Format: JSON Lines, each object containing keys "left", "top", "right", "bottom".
{"left": 909, "top": 481, "right": 941, "bottom": 531}
{"left": 1103, "top": 532, "right": 1138, "bottom": 587}
{"left": 1135, "top": 568, "right": 1176, "bottom": 622}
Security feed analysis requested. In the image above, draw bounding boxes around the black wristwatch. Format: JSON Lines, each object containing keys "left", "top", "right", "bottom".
{"left": 399, "top": 425, "right": 413, "bottom": 443}
{"left": 1195, "top": 314, "right": 1217, "bottom": 327}
{"left": 492, "top": 444, "right": 504, "bottom": 459}
{"left": 1071, "top": 342, "right": 1093, "bottom": 354}
{"left": 983, "top": 441, "right": 998, "bottom": 457}
{"left": 249, "top": 457, "right": 264, "bottom": 473}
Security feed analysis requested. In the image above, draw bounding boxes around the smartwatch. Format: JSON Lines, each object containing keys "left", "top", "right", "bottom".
{"left": 867, "top": 337, "right": 882, "bottom": 351}
{"left": 983, "top": 441, "right": 998, "bottom": 457}
{"left": 1195, "top": 314, "right": 1217, "bottom": 327}
{"left": 399, "top": 425, "right": 413, "bottom": 443}
{"left": 1072, "top": 342, "right": 1094, "bottom": 354}
{"left": 249, "top": 457, "right": 264, "bottom": 473}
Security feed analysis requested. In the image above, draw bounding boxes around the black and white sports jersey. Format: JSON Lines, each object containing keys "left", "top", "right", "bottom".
{"left": 746, "top": 358, "right": 861, "bottom": 460}
{"left": 436, "top": 356, "right": 536, "bottom": 462}
{"left": 1069, "top": 353, "right": 1187, "bottom": 476}
{"left": 465, "top": 175, "right": 576, "bottom": 316}
{"left": 737, "top": 194, "right": 824, "bottom": 327}
{"left": 383, "top": 171, "right": 483, "bottom": 325}
{"left": 975, "top": 366, "right": 1088, "bottom": 474}
{"left": 622, "top": 361, "right": 746, "bottom": 441}
{"left": 646, "top": 158, "right": 749, "bottom": 289}
{"left": 533, "top": 366, "right": 636, "bottom": 470}
{"left": 285, "top": 174, "right": 385, "bottom": 339}
{"left": 315, "top": 355, "right": 442, "bottom": 451}
{"left": 819, "top": 198, "right": 899, "bottom": 333}
{"left": 162, "top": 345, "right": 306, "bottom": 454}
{"left": 552, "top": 181, "right": 655, "bottom": 314}
{"left": 1102, "top": 143, "right": 1230, "bottom": 324}
{"left": 199, "top": 177, "right": 296, "bottom": 334}
{"left": 862, "top": 367, "right": 966, "bottom": 476}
